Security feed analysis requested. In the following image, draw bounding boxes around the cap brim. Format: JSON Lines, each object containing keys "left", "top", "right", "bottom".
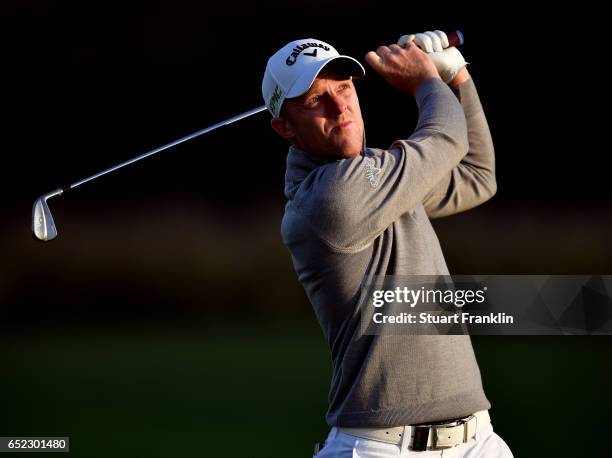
{"left": 285, "top": 55, "right": 365, "bottom": 100}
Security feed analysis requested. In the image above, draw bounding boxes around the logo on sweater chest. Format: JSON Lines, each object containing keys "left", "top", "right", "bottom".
{"left": 363, "top": 157, "right": 382, "bottom": 188}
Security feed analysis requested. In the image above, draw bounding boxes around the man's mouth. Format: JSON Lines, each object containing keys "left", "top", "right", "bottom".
{"left": 332, "top": 121, "right": 352, "bottom": 132}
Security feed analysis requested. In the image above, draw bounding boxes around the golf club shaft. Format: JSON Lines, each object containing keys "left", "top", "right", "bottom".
{"left": 67, "top": 105, "right": 267, "bottom": 191}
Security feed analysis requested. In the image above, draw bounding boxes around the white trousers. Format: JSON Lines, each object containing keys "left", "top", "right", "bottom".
{"left": 314, "top": 423, "right": 513, "bottom": 457}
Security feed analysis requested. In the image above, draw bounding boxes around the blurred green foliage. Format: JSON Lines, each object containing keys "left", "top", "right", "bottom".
{"left": 1, "top": 323, "right": 611, "bottom": 457}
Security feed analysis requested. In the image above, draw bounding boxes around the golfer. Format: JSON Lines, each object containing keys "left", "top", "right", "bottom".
{"left": 262, "top": 31, "right": 513, "bottom": 457}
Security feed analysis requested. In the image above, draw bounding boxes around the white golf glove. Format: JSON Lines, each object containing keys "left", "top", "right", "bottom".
{"left": 398, "top": 30, "right": 467, "bottom": 83}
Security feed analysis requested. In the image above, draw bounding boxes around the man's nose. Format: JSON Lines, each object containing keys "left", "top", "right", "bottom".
{"left": 326, "top": 94, "right": 347, "bottom": 116}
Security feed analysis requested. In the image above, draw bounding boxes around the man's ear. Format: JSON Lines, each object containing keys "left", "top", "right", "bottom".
{"left": 271, "top": 117, "right": 297, "bottom": 142}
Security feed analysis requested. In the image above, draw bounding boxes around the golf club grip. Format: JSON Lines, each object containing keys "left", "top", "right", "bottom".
{"left": 399, "top": 30, "right": 464, "bottom": 48}
{"left": 447, "top": 30, "right": 464, "bottom": 47}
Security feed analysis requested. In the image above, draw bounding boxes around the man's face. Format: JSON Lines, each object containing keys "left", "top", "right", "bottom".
{"left": 272, "top": 72, "right": 365, "bottom": 159}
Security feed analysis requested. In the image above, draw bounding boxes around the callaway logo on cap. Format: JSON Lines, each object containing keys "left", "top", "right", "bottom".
{"left": 262, "top": 38, "right": 365, "bottom": 118}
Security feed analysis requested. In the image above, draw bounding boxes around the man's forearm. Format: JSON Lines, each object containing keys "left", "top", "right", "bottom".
{"left": 450, "top": 72, "right": 495, "bottom": 178}
{"left": 421, "top": 71, "right": 496, "bottom": 218}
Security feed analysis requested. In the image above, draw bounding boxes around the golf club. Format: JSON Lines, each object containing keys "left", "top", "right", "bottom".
{"left": 32, "top": 30, "right": 465, "bottom": 242}
{"left": 32, "top": 104, "right": 267, "bottom": 241}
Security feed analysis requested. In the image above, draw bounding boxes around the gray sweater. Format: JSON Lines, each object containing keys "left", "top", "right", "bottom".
{"left": 281, "top": 78, "right": 496, "bottom": 427}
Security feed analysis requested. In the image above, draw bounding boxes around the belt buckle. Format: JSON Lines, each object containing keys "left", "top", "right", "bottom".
{"left": 412, "top": 416, "right": 472, "bottom": 452}
{"left": 432, "top": 416, "right": 471, "bottom": 450}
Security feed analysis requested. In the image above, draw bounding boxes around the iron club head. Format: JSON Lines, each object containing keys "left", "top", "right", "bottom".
{"left": 32, "top": 189, "right": 64, "bottom": 241}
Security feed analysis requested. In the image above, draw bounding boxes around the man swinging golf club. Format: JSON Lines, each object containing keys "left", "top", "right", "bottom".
{"left": 263, "top": 31, "right": 514, "bottom": 457}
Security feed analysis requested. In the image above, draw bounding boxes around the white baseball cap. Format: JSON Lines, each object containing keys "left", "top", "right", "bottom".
{"left": 262, "top": 38, "right": 365, "bottom": 118}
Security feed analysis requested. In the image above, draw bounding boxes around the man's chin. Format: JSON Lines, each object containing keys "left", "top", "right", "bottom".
{"left": 337, "top": 142, "right": 363, "bottom": 159}
{"left": 327, "top": 137, "right": 363, "bottom": 159}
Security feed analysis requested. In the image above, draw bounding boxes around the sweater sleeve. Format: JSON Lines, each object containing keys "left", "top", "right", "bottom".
{"left": 301, "top": 79, "right": 469, "bottom": 253}
{"left": 422, "top": 77, "right": 497, "bottom": 218}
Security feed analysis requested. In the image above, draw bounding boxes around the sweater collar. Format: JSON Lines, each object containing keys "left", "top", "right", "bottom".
{"left": 283, "top": 145, "right": 332, "bottom": 200}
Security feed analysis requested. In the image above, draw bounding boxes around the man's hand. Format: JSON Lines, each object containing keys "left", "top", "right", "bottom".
{"left": 365, "top": 42, "right": 440, "bottom": 95}
{"left": 398, "top": 31, "right": 467, "bottom": 84}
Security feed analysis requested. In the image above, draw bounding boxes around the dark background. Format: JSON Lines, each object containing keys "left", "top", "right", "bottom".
{"left": 1, "top": 1, "right": 611, "bottom": 457}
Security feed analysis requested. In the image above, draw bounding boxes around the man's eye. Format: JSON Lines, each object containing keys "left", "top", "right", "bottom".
{"left": 308, "top": 96, "right": 320, "bottom": 105}
{"left": 339, "top": 83, "right": 350, "bottom": 91}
